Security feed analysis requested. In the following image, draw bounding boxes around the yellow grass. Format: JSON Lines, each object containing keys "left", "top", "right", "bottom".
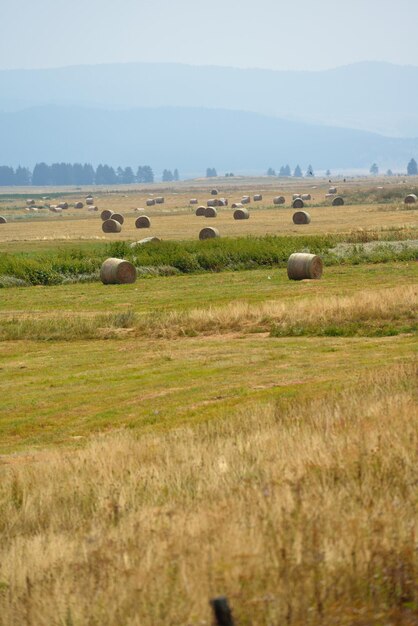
{"left": 0, "top": 363, "right": 417, "bottom": 625}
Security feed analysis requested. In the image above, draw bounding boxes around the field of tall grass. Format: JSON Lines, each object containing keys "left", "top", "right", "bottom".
{"left": 0, "top": 363, "right": 417, "bottom": 625}
{"left": 0, "top": 181, "right": 417, "bottom": 625}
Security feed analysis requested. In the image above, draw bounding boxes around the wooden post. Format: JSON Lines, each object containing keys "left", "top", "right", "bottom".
{"left": 210, "top": 596, "right": 235, "bottom": 626}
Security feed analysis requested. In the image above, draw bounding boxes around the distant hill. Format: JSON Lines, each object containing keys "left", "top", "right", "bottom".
{"left": 0, "top": 61, "right": 418, "bottom": 137}
{"left": 1, "top": 105, "right": 416, "bottom": 176}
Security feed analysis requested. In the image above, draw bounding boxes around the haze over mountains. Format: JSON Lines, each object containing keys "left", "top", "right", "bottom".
{"left": 1, "top": 61, "right": 417, "bottom": 176}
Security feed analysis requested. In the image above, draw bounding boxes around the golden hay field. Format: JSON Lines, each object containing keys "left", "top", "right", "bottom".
{"left": 0, "top": 177, "right": 417, "bottom": 626}
{"left": 0, "top": 178, "right": 417, "bottom": 244}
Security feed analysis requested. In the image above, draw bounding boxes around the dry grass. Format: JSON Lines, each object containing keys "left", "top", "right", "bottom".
{"left": 0, "top": 363, "right": 417, "bottom": 625}
{"left": 3, "top": 283, "right": 413, "bottom": 341}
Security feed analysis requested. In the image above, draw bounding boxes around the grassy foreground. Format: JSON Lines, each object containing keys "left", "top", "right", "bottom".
{"left": 0, "top": 258, "right": 417, "bottom": 625}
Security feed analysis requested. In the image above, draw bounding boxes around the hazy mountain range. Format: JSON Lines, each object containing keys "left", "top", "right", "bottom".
{"left": 1, "top": 61, "right": 418, "bottom": 175}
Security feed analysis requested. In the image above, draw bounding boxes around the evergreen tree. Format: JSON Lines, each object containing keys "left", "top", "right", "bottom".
{"left": 293, "top": 164, "right": 303, "bottom": 177}
{"left": 173, "top": 168, "right": 179, "bottom": 181}
{"left": 123, "top": 167, "right": 135, "bottom": 184}
{"left": 116, "top": 167, "right": 124, "bottom": 183}
{"left": 0, "top": 166, "right": 15, "bottom": 185}
{"left": 267, "top": 167, "right": 276, "bottom": 176}
{"left": 162, "top": 169, "right": 173, "bottom": 182}
{"left": 136, "top": 165, "right": 154, "bottom": 183}
{"left": 407, "top": 158, "right": 417, "bottom": 176}
{"left": 82, "top": 163, "right": 95, "bottom": 185}
{"left": 284, "top": 164, "right": 291, "bottom": 176}
{"left": 306, "top": 164, "right": 314, "bottom": 177}
{"left": 15, "top": 166, "right": 31, "bottom": 185}
{"left": 370, "top": 163, "right": 379, "bottom": 176}
{"left": 325, "top": 169, "right": 331, "bottom": 177}
{"left": 32, "top": 162, "right": 51, "bottom": 185}
{"left": 206, "top": 167, "right": 217, "bottom": 177}
{"left": 386, "top": 169, "right": 393, "bottom": 176}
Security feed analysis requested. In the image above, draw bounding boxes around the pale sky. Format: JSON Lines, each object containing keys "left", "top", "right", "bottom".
{"left": 1, "top": 0, "right": 417, "bottom": 71}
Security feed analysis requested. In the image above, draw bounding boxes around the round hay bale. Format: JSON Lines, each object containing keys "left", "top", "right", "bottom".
{"left": 88, "top": 205, "right": 99, "bottom": 212}
{"left": 135, "top": 207, "right": 145, "bottom": 212}
{"left": 210, "top": 189, "right": 218, "bottom": 195}
{"left": 233, "top": 208, "right": 250, "bottom": 220}
{"left": 231, "top": 202, "right": 244, "bottom": 209}
{"left": 292, "top": 198, "right": 305, "bottom": 209}
{"left": 329, "top": 187, "right": 337, "bottom": 194}
{"left": 189, "top": 198, "right": 198, "bottom": 204}
{"left": 292, "top": 194, "right": 301, "bottom": 200}
{"left": 102, "top": 219, "right": 122, "bottom": 233}
{"left": 0, "top": 216, "right": 7, "bottom": 224}
{"left": 74, "top": 201, "right": 84, "bottom": 209}
{"left": 101, "top": 209, "right": 114, "bottom": 221}
{"left": 199, "top": 227, "right": 220, "bottom": 240}
{"left": 404, "top": 194, "right": 417, "bottom": 204}
{"left": 287, "top": 253, "right": 323, "bottom": 280}
{"left": 57, "top": 202, "right": 69, "bottom": 209}
{"left": 195, "top": 206, "right": 206, "bottom": 216}
{"left": 207, "top": 199, "right": 216, "bottom": 207}
{"left": 332, "top": 196, "right": 345, "bottom": 206}
{"left": 130, "top": 237, "right": 161, "bottom": 248}
{"left": 204, "top": 206, "right": 218, "bottom": 218}
{"left": 273, "top": 196, "right": 285, "bottom": 205}
{"left": 292, "top": 211, "right": 311, "bottom": 224}
{"left": 135, "top": 215, "right": 151, "bottom": 229}
{"left": 253, "top": 194, "right": 262, "bottom": 201}
{"left": 86, "top": 196, "right": 94, "bottom": 205}
{"left": 26, "top": 199, "right": 35, "bottom": 206}
{"left": 112, "top": 213, "right": 124, "bottom": 225}
{"left": 51, "top": 206, "right": 62, "bottom": 213}
{"left": 100, "top": 258, "right": 137, "bottom": 284}
{"left": 155, "top": 197, "right": 164, "bottom": 204}
{"left": 241, "top": 196, "right": 251, "bottom": 204}
{"left": 301, "top": 194, "right": 311, "bottom": 201}
{"left": 146, "top": 199, "right": 156, "bottom": 206}
{"left": 217, "top": 198, "right": 227, "bottom": 207}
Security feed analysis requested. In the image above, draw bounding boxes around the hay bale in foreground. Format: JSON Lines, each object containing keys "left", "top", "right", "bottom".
{"left": 287, "top": 253, "right": 323, "bottom": 280}
{"left": 241, "top": 196, "right": 251, "bottom": 204}
{"left": 146, "top": 199, "right": 156, "bottom": 206}
{"left": 292, "top": 210, "right": 311, "bottom": 224}
{"left": 273, "top": 196, "right": 285, "bottom": 205}
{"left": 207, "top": 199, "right": 217, "bottom": 207}
{"left": 231, "top": 202, "right": 244, "bottom": 209}
{"left": 199, "top": 227, "right": 220, "bottom": 240}
{"left": 112, "top": 213, "right": 124, "bottom": 225}
{"left": 101, "top": 209, "right": 114, "bottom": 221}
{"left": 329, "top": 187, "right": 337, "bottom": 194}
{"left": 253, "top": 194, "right": 262, "bottom": 201}
{"left": 233, "top": 208, "right": 250, "bottom": 220}
{"left": 102, "top": 219, "right": 122, "bottom": 233}
{"left": 0, "top": 216, "right": 7, "bottom": 223}
{"left": 332, "top": 196, "right": 345, "bottom": 206}
{"left": 100, "top": 258, "right": 137, "bottom": 284}
{"left": 204, "top": 206, "right": 218, "bottom": 218}
{"left": 292, "top": 198, "right": 305, "bottom": 209}
{"left": 196, "top": 206, "right": 206, "bottom": 216}
{"left": 404, "top": 194, "right": 417, "bottom": 204}
{"left": 155, "top": 197, "right": 164, "bottom": 204}
{"left": 74, "top": 202, "right": 84, "bottom": 209}
{"left": 217, "top": 198, "right": 228, "bottom": 206}
{"left": 135, "top": 215, "right": 151, "bottom": 228}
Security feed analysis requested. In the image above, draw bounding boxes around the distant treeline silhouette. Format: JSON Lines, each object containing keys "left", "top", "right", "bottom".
{"left": 0, "top": 163, "right": 155, "bottom": 186}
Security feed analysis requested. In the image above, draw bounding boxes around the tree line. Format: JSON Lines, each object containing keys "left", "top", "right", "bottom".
{"left": 0, "top": 163, "right": 157, "bottom": 186}
{"left": 267, "top": 164, "right": 314, "bottom": 177}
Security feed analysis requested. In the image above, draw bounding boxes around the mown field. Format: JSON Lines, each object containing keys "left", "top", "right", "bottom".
{"left": 0, "top": 178, "right": 417, "bottom": 626}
